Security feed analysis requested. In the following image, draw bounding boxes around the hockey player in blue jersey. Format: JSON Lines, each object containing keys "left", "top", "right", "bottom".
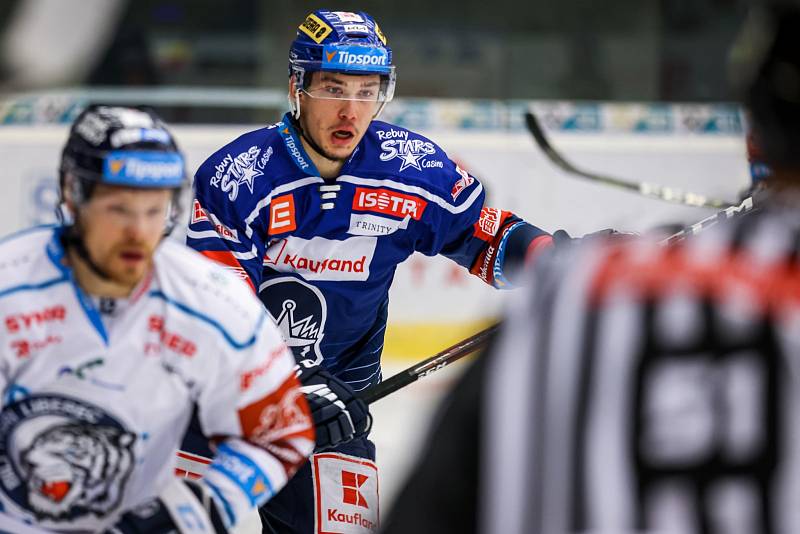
{"left": 184, "top": 9, "right": 557, "bottom": 533}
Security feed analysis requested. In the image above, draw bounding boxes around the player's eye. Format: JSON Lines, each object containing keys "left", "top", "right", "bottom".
{"left": 107, "top": 205, "right": 128, "bottom": 215}
{"left": 324, "top": 86, "right": 344, "bottom": 96}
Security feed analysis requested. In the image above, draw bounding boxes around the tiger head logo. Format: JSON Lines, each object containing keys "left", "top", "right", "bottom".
{"left": 20, "top": 423, "right": 136, "bottom": 520}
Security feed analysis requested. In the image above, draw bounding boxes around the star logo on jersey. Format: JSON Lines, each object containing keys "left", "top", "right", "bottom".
{"left": 398, "top": 149, "right": 423, "bottom": 172}
{"left": 238, "top": 161, "right": 263, "bottom": 194}
{"left": 211, "top": 145, "right": 270, "bottom": 201}
{"left": 378, "top": 137, "right": 443, "bottom": 173}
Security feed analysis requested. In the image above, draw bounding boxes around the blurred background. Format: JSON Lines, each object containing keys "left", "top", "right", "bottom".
{"left": 0, "top": 0, "right": 756, "bottom": 522}
{"left": 0, "top": 0, "right": 751, "bottom": 120}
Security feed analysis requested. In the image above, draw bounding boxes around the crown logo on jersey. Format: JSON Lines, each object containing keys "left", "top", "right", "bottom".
{"left": 261, "top": 277, "right": 327, "bottom": 366}
{"left": 274, "top": 299, "right": 321, "bottom": 358}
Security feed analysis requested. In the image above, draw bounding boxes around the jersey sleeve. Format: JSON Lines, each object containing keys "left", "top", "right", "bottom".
{"left": 416, "top": 159, "right": 554, "bottom": 289}
{"left": 195, "top": 312, "right": 314, "bottom": 527}
{"left": 187, "top": 143, "right": 271, "bottom": 293}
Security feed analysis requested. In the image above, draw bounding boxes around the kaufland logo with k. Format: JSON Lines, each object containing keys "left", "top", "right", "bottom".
{"left": 341, "top": 470, "right": 369, "bottom": 508}
{"left": 263, "top": 235, "right": 376, "bottom": 281}
{"left": 314, "top": 453, "right": 379, "bottom": 534}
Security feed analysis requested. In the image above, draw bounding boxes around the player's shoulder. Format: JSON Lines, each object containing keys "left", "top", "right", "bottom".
{"left": 197, "top": 124, "right": 281, "bottom": 169}
{"left": 153, "top": 240, "right": 267, "bottom": 342}
{"left": 193, "top": 121, "right": 305, "bottom": 203}
{"left": 364, "top": 119, "right": 447, "bottom": 168}
{"left": 356, "top": 120, "right": 481, "bottom": 206}
{"left": 0, "top": 225, "right": 66, "bottom": 298}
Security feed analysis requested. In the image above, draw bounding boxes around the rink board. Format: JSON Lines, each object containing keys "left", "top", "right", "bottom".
{"left": 0, "top": 101, "right": 749, "bottom": 360}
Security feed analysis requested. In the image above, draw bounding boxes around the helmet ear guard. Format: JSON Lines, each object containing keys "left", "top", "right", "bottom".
{"left": 288, "top": 66, "right": 306, "bottom": 119}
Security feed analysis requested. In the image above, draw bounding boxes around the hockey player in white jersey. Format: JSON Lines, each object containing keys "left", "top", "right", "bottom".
{"left": 0, "top": 104, "right": 315, "bottom": 533}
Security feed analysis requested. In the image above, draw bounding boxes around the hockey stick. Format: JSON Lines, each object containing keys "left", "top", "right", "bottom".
{"left": 173, "top": 325, "right": 500, "bottom": 478}
{"left": 658, "top": 195, "right": 755, "bottom": 244}
{"left": 523, "top": 111, "right": 736, "bottom": 209}
{"left": 360, "top": 323, "right": 500, "bottom": 404}
{"left": 362, "top": 195, "right": 757, "bottom": 404}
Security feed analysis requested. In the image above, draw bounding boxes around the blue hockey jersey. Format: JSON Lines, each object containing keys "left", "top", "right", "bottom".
{"left": 188, "top": 113, "right": 551, "bottom": 391}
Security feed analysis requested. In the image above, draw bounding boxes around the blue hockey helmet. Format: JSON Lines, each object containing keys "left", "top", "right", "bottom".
{"left": 59, "top": 104, "right": 187, "bottom": 231}
{"left": 288, "top": 10, "right": 396, "bottom": 118}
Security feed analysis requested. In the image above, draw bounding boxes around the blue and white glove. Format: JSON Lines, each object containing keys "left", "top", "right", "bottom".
{"left": 298, "top": 364, "right": 372, "bottom": 451}
{"left": 106, "top": 478, "right": 228, "bottom": 534}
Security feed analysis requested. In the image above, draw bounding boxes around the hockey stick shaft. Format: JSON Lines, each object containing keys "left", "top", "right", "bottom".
{"left": 658, "top": 195, "right": 755, "bottom": 244}
{"left": 173, "top": 326, "right": 501, "bottom": 477}
{"left": 360, "top": 323, "right": 499, "bottom": 404}
{"left": 364, "top": 196, "right": 755, "bottom": 404}
{"left": 524, "top": 111, "right": 736, "bottom": 209}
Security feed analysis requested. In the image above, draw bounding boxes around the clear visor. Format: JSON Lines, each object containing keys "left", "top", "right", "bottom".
{"left": 291, "top": 60, "right": 396, "bottom": 104}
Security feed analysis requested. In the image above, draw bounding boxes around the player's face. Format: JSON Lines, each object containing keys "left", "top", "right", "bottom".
{"left": 78, "top": 184, "right": 171, "bottom": 290}
{"left": 298, "top": 72, "right": 381, "bottom": 161}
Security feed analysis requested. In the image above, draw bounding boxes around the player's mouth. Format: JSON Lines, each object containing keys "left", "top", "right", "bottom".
{"left": 330, "top": 128, "right": 356, "bottom": 146}
{"left": 119, "top": 250, "right": 146, "bottom": 264}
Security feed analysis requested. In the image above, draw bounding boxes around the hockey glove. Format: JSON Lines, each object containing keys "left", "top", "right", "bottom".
{"left": 106, "top": 478, "right": 228, "bottom": 534}
{"left": 298, "top": 364, "right": 372, "bottom": 451}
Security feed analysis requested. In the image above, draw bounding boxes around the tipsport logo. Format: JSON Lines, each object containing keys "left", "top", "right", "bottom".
{"left": 278, "top": 123, "right": 313, "bottom": 173}
{"left": 103, "top": 151, "right": 184, "bottom": 186}
{"left": 322, "top": 45, "right": 389, "bottom": 72}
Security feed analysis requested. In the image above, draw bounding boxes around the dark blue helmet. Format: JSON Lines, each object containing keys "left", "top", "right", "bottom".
{"left": 288, "top": 10, "right": 396, "bottom": 118}
{"left": 60, "top": 104, "right": 186, "bottom": 194}
{"left": 59, "top": 104, "right": 187, "bottom": 231}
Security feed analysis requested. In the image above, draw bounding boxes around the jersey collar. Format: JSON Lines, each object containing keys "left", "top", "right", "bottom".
{"left": 278, "top": 114, "right": 321, "bottom": 176}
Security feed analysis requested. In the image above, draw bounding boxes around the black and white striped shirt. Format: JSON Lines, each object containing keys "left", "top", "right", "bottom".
{"left": 384, "top": 202, "right": 800, "bottom": 534}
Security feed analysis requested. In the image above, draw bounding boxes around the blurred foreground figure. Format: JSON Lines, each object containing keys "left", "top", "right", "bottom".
{"left": 383, "top": 4, "right": 800, "bottom": 534}
{"left": 0, "top": 105, "right": 313, "bottom": 533}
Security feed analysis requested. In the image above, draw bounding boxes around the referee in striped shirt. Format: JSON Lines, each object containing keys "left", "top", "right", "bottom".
{"left": 383, "top": 3, "right": 800, "bottom": 534}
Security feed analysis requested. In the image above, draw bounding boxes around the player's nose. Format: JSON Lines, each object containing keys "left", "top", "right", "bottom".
{"left": 122, "top": 213, "right": 150, "bottom": 241}
{"left": 338, "top": 99, "right": 359, "bottom": 121}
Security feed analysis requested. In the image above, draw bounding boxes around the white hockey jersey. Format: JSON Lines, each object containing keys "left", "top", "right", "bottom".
{"left": 0, "top": 226, "right": 314, "bottom": 532}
